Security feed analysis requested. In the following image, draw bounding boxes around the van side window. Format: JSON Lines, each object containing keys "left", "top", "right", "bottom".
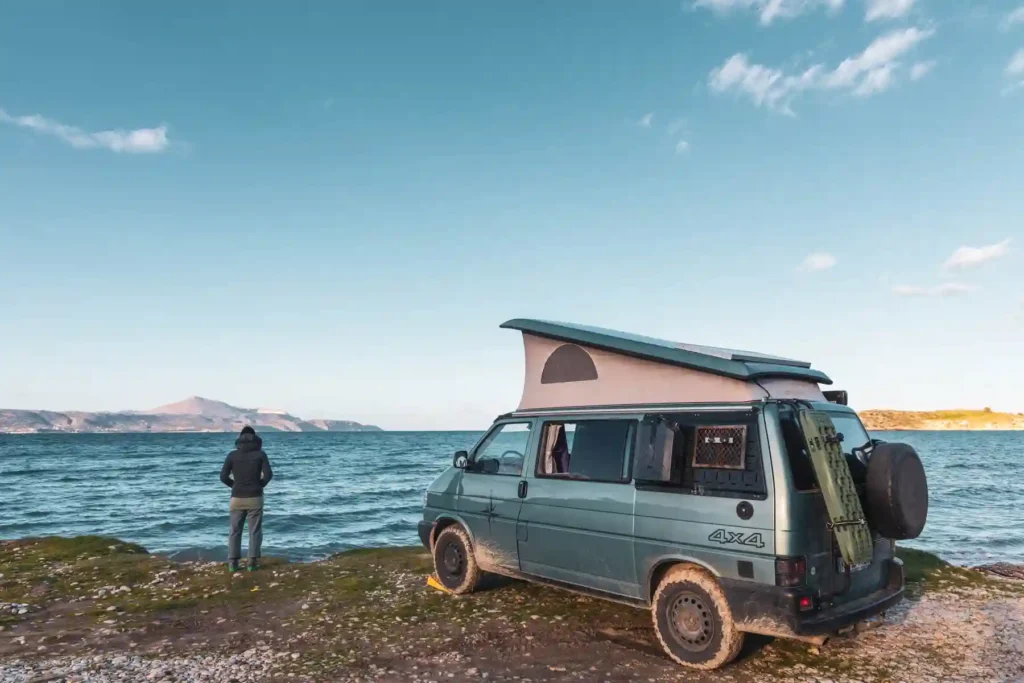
{"left": 635, "top": 413, "right": 766, "bottom": 499}
{"left": 779, "top": 411, "right": 818, "bottom": 492}
{"left": 471, "top": 422, "right": 531, "bottom": 476}
{"left": 536, "top": 420, "right": 633, "bottom": 483}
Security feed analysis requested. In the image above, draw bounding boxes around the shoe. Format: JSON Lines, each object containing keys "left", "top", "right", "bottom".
{"left": 229, "top": 560, "right": 240, "bottom": 573}
{"left": 247, "top": 559, "right": 259, "bottom": 572}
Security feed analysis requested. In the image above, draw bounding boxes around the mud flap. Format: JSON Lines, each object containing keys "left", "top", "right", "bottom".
{"left": 798, "top": 410, "right": 874, "bottom": 568}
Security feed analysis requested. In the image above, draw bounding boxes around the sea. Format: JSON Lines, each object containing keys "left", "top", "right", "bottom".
{"left": 0, "top": 431, "right": 1021, "bottom": 566}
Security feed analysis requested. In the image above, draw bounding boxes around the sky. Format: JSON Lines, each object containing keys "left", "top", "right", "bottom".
{"left": 1, "top": 1, "right": 1021, "bottom": 430}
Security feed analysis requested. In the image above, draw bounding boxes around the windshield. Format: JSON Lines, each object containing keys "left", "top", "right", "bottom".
{"left": 779, "top": 409, "right": 873, "bottom": 492}
{"left": 828, "top": 413, "right": 872, "bottom": 457}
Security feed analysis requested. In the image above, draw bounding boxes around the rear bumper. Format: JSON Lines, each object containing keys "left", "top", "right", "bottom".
{"left": 417, "top": 520, "right": 433, "bottom": 551}
{"left": 722, "top": 558, "right": 904, "bottom": 637}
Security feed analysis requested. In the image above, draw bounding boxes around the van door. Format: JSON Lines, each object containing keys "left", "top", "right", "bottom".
{"left": 516, "top": 418, "right": 639, "bottom": 599}
{"left": 796, "top": 410, "right": 873, "bottom": 569}
{"left": 458, "top": 421, "right": 533, "bottom": 572}
{"left": 780, "top": 407, "right": 895, "bottom": 607}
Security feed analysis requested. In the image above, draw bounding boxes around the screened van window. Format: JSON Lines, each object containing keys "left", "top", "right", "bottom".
{"left": 537, "top": 420, "right": 633, "bottom": 483}
{"left": 471, "top": 423, "right": 530, "bottom": 476}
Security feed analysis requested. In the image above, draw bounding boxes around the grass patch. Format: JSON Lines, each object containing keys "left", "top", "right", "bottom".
{"left": 897, "top": 546, "right": 1024, "bottom": 596}
{"left": 897, "top": 547, "right": 949, "bottom": 584}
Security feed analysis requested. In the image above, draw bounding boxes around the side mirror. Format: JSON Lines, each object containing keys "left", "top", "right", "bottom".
{"left": 453, "top": 450, "right": 469, "bottom": 469}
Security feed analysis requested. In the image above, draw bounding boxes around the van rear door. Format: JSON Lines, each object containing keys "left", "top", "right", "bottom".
{"left": 784, "top": 408, "right": 894, "bottom": 608}
{"left": 796, "top": 410, "right": 873, "bottom": 569}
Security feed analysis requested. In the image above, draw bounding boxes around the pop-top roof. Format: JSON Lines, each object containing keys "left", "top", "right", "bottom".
{"left": 500, "top": 319, "right": 832, "bottom": 385}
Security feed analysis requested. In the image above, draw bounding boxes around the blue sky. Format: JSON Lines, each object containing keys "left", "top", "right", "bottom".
{"left": 1, "top": 1, "right": 1021, "bottom": 430}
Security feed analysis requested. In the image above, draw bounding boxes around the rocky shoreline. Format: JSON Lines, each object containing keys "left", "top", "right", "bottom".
{"left": 1, "top": 537, "right": 1023, "bottom": 682}
{"left": 860, "top": 409, "right": 1024, "bottom": 431}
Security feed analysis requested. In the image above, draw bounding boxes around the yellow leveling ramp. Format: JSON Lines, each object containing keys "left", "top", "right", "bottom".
{"left": 426, "top": 575, "right": 450, "bottom": 593}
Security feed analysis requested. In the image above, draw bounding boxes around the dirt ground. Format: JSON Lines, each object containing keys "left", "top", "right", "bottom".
{"left": 2, "top": 538, "right": 1023, "bottom": 683}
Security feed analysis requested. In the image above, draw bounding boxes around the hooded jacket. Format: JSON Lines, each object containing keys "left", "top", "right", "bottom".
{"left": 220, "top": 430, "right": 274, "bottom": 498}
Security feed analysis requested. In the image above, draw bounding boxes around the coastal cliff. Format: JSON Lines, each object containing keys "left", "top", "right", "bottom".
{"left": 0, "top": 396, "right": 381, "bottom": 434}
{"left": 860, "top": 409, "right": 1024, "bottom": 431}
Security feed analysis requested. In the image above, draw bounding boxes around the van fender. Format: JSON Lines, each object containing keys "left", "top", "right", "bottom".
{"left": 644, "top": 554, "right": 721, "bottom": 604}
{"left": 429, "top": 513, "right": 476, "bottom": 550}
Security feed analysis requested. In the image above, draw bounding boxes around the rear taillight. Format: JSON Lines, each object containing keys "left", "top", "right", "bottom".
{"left": 775, "top": 556, "right": 807, "bottom": 587}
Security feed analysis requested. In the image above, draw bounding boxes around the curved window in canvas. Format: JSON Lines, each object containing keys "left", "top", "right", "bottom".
{"left": 540, "top": 344, "right": 598, "bottom": 384}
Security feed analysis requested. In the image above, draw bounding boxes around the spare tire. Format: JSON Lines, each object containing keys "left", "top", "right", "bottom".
{"left": 865, "top": 442, "right": 928, "bottom": 540}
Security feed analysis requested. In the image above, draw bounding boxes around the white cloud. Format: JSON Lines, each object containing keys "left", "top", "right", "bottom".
{"left": 666, "top": 118, "right": 688, "bottom": 136}
{"left": 0, "top": 108, "right": 170, "bottom": 154}
{"left": 910, "top": 60, "right": 936, "bottom": 80}
{"left": 892, "top": 282, "right": 976, "bottom": 297}
{"left": 865, "top": 0, "right": 916, "bottom": 22}
{"left": 824, "top": 27, "right": 934, "bottom": 89}
{"left": 1001, "top": 7, "right": 1024, "bottom": 31}
{"left": 853, "top": 63, "right": 895, "bottom": 96}
{"left": 675, "top": 139, "right": 691, "bottom": 154}
{"left": 693, "top": 0, "right": 844, "bottom": 25}
{"left": 709, "top": 54, "right": 822, "bottom": 114}
{"left": 1003, "top": 49, "right": 1024, "bottom": 94}
{"left": 1007, "top": 49, "right": 1024, "bottom": 77}
{"left": 637, "top": 112, "right": 654, "bottom": 128}
{"left": 798, "top": 252, "right": 838, "bottom": 272}
{"left": 709, "top": 27, "right": 933, "bottom": 112}
{"left": 943, "top": 239, "right": 1012, "bottom": 270}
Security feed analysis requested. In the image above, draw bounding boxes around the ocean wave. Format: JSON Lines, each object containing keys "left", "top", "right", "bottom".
{"left": 5, "top": 431, "right": 1024, "bottom": 565}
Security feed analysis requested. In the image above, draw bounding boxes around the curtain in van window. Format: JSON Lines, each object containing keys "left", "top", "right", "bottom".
{"left": 538, "top": 420, "right": 632, "bottom": 482}
{"left": 540, "top": 424, "right": 570, "bottom": 474}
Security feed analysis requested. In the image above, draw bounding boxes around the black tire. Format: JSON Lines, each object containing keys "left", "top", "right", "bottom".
{"left": 652, "top": 566, "right": 744, "bottom": 670}
{"left": 866, "top": 442, "right": 928, "bottom": 540}
{"left": 432, "top": 525, "right": 481, "bottom": 594}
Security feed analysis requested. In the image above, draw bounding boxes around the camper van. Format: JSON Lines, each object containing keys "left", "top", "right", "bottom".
{"left": 418, "top": 320, "right": 928, "bottom": 670}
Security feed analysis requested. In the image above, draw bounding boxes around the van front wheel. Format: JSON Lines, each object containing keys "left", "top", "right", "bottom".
{"left": 652, "top": 566, "right": 744, "bottom": 670}
{"left": 432, "top": 525, "right": 481, "bottom": 594}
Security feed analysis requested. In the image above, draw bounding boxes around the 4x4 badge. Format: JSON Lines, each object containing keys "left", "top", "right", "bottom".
{"left": 708, "top": 529, "right": 765, "bottom": 549}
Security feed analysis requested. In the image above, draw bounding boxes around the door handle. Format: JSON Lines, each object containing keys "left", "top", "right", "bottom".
{"left": 517, "top": 480, "right": 528, "bottom": 499}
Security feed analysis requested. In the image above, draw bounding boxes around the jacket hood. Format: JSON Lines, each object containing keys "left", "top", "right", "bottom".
{"left": 235, "top": 432, "right": 263, "bottom": 451}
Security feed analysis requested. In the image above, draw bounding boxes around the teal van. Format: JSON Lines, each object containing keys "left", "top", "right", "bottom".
{"left": 418, "top": 320, "right": 928, "bottom": 670}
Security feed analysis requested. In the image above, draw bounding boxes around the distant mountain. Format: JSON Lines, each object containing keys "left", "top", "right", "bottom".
{"left": 150, "top": 397, "right": 246, "bottom": 420}
{"left": 0, "top": 396, "right": 381, "bottom": 434}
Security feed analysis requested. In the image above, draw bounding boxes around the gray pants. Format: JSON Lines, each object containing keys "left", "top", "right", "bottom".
{"left": 228, "top": 508, "right": 264, "bottom": 560}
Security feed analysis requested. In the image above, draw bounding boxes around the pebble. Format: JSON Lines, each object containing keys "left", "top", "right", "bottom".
{"left": 0, "top": 652, "right": 278, "bottom": 683}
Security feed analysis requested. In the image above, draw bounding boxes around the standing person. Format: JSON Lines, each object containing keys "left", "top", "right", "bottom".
{"left": 220, "top": 426, "right": 273, "bottom": 572}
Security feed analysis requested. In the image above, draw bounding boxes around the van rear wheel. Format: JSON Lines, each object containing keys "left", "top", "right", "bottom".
{"left": 432, "top": 525, "right": 481, "bottom": 594}
{"left": 652, "top": 566, "right": 744, "bottom": 670}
